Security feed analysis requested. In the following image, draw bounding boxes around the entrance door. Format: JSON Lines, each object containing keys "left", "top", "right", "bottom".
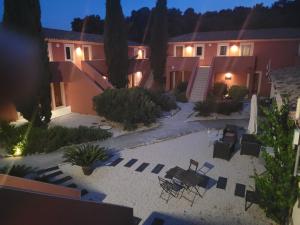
{"left": 53, "top": 83, "right": 63, "bottom": 108}
{"left": 83, "top": 46, "right": 91, "bottom": 61}
{"left": 170, "top": 71, "right": 184, "bottom": 89}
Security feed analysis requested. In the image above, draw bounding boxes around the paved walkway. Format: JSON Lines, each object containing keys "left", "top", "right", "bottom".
{"left": 96, "top": 102, "right": 248, "bottom": 150}
{"left": 0, "top": 102, "right": 248, "bottom": 169}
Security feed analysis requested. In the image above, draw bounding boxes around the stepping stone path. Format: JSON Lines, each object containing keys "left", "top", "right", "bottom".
{"left": 136, "top": 163, "right": 150, "bottom": 172}
{"left": 110, "top": 157, "right": 124, "bottom": 166}
{"left": 216, "top": 177, "right": 227, "bottom": 190}
{"left": 151, "top": 164, "right": 165, "bottom": 174}
{"left": 124, "top": 159, "right": 138, "bottom": 168}
{"left": 235, "top": 183, "right": 246, "bottom": 198}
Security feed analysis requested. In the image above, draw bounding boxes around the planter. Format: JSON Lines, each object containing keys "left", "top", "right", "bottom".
{"left": 82, "top": 166, "right": 93, "bottom": 176}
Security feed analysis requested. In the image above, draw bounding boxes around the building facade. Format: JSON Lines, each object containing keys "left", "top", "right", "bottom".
{"left": 1, "top": 28, "right": 300, "bottom": 121}
{"left": 166, "top": 28, "right": 300, "bottom": 102}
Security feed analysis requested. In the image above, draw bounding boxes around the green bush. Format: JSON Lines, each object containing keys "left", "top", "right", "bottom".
{"left": 216, "top": 101, "right": 243, "bottom": 115}
{"left": 176, "top": 81, "right": 188, "bottom": 93}
{"left": 194, "top": 99, "right": 215, "bottom": 116}
{"left": 212, "top": 82, "right": 228, "bottom": 98}
{"left": 63, "top": 144, "right": 107, "bottom": 167}
{"left": 145, "top": 90, "right": 177, "bottom": 111}
{"left": 0, "top": 164, "right": 37, "bottom": 177}
{"left": 194, "top": 100, "right": 243, "bottom": 116}
{"left": 228, "top": 85, "right": 248, "bottom": 101}
{"left": 93, "top": 88, "right": 161, "bottom": 130}
{"left": 0, "top": 122, "right": 112, "bottom": 155}
{"left": 175, "top": 92, "right": 188, "bottom": 103}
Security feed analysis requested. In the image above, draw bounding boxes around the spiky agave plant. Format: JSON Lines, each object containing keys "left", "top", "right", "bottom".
{"left": 63, "top": 144, "right": 107, "bottom": 175}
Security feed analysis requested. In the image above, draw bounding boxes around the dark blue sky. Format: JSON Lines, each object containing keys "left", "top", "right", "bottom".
{"left": 0, "top": 0, "right": 276, "bottom": 30}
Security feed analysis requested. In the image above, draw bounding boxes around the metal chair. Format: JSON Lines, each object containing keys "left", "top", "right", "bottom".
{"left": 188, "top": 159, "right": 199, "bottom": 172}
{"left": 158, "top": 176, "right": 184, "bottom": 203}
{"left": 245, "top": 190, "right": 259, "bottom": 211}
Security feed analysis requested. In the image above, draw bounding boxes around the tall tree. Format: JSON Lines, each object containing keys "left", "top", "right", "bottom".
{"left": 150, "top": 0, "right": 168, "bottom": 89}
{"left": 254, "top": 100, "right": 299, "bottom": 225}
{"left": 71, "top": 15, "right": 104, "bottom": 34}
{"left": 104, "top": 0, "right": 128, "bottom": 88}
{"left": 3, "top": 0, "right": 52, "bottom": 126}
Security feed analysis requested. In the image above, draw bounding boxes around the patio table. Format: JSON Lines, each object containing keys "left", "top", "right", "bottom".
{"left": 165, "top": 166, "right": 209, "bottom": 198}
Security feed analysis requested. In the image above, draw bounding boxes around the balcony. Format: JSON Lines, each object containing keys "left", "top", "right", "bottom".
{"left": 166, "top": 57, "right": 200, "bottom": 72}
{"left": 212, "top": 56, "right": 256, "bottom": 74}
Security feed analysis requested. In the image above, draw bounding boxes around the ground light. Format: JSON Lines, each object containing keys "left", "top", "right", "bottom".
{"left": 12, "top": 122, "right": 33, "bottom": 157}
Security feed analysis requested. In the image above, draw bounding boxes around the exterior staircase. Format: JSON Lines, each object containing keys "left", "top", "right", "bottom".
{"left": 189, "top": 67, "right": 211, "bottom": 102}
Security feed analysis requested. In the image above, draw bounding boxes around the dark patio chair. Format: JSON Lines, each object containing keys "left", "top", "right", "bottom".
{"left": 222, "top": 125, "right": 238, "bottom": 143}
{"left": 245, "top": 190, "right": 260, "bottom": 211}
{"left": 241, "top": 134, "right": 261, "bottom": 157}
{"left": 213, "top": 140, "right": 235, "bottom": 161}
{"left": 158, "top": 177, "right": 184, "bottom": 203}
{"left": 188, "top": 159, "right": 199, "bottom": 172}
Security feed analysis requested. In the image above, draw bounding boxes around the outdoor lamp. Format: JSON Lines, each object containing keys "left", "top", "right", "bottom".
{"left": 225, "top": 72, "right": 232, "bottom": 80}
{"left": 137, "top": 49, "right": 143, "bottom": 59}
{"left": 186, "top": 46, "right": 193, "bottom": 56}
{"left": 76, "top": 47, "right": 82, "bottom": 57}
{"left": 230, "top": 45, "right": 239, "bottom": 53}
{"left": 103, "top": 76, "right": 108, "bottom": 80}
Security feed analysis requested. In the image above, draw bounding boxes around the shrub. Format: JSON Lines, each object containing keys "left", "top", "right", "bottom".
{"left": 212, "top": 82, "right": 228, "bottom": 98}
{"left": 93, "top": 88, "right": 161, "bottom": 130}
{"left": 146, "top": 90, "right": 177, "bottom": 111}
{"left": 63, "top": 144, "right": 107, "bottom": 167}
{"left": 216, "top": 101, "right": 243, "bottom": 115}
{"left": 194, "top": 100, "right": 243, "bottom": 116}
{"left": 194, "top": 99, "right": 215, "bottom": 116}
{"left": 0, "top": 164, "right": 37, "bottom": 177}
{"left": 0, "top": 122, "right": 112, "bottom": 155}
{"left": 228, "top": 85, "right": 248, "bottom": 101}
{"left": 176, "top": 81, "right": 188, "bottom": 93}
{"left": 175, "top": 92, "right": 188, "bottom": 103}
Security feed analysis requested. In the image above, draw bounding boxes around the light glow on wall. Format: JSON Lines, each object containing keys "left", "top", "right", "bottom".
{"left": 230, "top": 45, "right": 239, "bottom": 54}
{"left": 225, "top": 72, "right": 233, "bottom": 80}
{"left": 185, "top": 46, "right": 193, "bottom": 56}
{"left": 76, "top": 47, "right": 83, "bottom": 57}
{"left": 137, "top": 49, "right": 144, "bottom": 59}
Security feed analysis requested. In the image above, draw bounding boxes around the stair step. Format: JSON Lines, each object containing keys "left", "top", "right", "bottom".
{"left": 42, "top": 171, "right": 63, "bottom": 180}
{"left": 67, "top": 183, "right": 77, "bottom": 188}
{"left": 37, "top": 166, "right": 59, "bottom": 175}
{"left": 52, "top": 176, "right": 73, "bottom": 185}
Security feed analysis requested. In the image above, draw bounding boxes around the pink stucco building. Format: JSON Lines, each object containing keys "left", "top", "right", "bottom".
{"left": 1, "top": 27, "right": 300, "bottom": 121}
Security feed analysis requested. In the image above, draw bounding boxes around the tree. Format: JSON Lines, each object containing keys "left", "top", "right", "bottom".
{"left": 104, "top": 0, "right": 128, "bottom": 88}
{"left": 3, "top": 0, "right": 52, "bottom": 126}
{"left": 254, "top": 100, "right": 299, "bottom": 225}
{"left": 71, "top": 15, "right": 104, "bottom": 34}
{"left": 150, "top": 0, "right": 168, "bottom": 89}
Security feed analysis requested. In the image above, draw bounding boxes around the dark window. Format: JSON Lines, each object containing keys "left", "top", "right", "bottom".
{"left": 196, "top": 46, "right": 203, "bottom": 56}
{"left": 219, "top": 46, "right": 228, "bottom": 56}
{"left": 175, "top": 46, "right": 183, "bottom": 57}
{"left": 65, "top": 47, "right": 72, "bottom": 60}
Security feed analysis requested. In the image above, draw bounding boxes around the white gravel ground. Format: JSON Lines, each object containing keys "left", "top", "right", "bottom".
{"left": 59, "top": 131, "right": 275, "bottom": 225}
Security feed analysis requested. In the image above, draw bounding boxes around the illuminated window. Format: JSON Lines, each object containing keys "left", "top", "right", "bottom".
{"left": 64, "top": 44, "right": 74, "bottom": 61}
{"left": 240, "top": 43, "right": 253, "bottom": 56}
{"left": 136, "top": 48, "right": 146, "bottom": 59}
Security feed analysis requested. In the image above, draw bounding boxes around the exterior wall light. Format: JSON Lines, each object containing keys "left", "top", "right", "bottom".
{"left": 103, "top": 76, "right": 108, "bottom": 80}
{"left": 76, "top": 47, "right": 83, "bottom": 57}
{"left": 185, "top": 46, "right": 193, "bottom": 56}
{"left": 225, "top": 72, "right": 233, "bottom": 80}
{"left": 230, "top": 45, "right": 239, "bottom": 54}
{"left": 137, "top": 49, "right": 143, "bottom": 59}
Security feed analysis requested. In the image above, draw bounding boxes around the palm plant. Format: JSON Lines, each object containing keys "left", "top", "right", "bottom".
{"left": 0, "top": 164, "right": 37, "bottom": 178}
{"left": 63, "top": 144, "right": 107, "bottom": 175}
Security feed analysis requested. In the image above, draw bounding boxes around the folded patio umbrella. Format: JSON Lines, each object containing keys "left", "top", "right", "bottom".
{"left": 248, "top": 94, "right": 258, "bottom": 134}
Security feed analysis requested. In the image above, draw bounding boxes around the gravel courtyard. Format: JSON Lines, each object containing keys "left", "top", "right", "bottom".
{"left": 59, "top": 130, "right": 274, "bottom": 225}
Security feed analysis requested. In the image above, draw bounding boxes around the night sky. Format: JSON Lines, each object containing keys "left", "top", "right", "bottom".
{"left": 0, "top": 0, "right": 276, "bottom": 30}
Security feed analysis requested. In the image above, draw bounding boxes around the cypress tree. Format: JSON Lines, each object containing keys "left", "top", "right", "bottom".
{"left": 3, "top": 0, "right": 52, "bottom": 126}
{"left": 150, "top": 0, "right": 168, "bottom": 89}
{"left": 104, "top": 0, "right": 128, "bottom": 88}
